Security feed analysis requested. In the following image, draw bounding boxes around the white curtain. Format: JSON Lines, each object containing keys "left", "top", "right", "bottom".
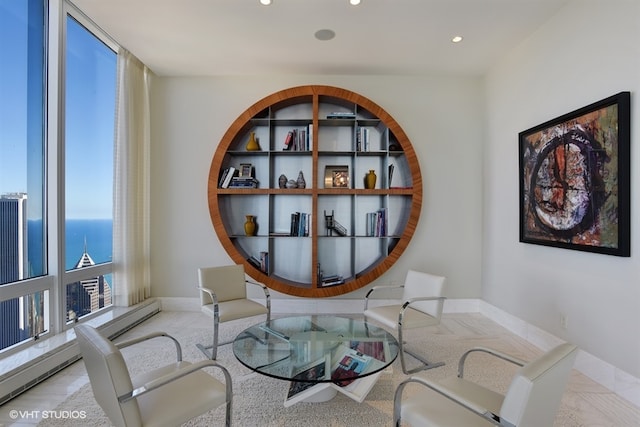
{"left": 113, "top": 48, "right": 151, "bottom": 306}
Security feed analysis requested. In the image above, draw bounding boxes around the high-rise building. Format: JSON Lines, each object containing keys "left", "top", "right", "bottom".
{"left": 0, "top": 193, "right": 37, "bottom": 349}
{"left": 0, "top": 193, "right": 28, "bottom": 285}
{"left": 66, "top": 245, "right": 112, "bottom": 321}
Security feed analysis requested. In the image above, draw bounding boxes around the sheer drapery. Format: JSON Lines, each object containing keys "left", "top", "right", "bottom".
{"left": 113, "top": 48, "right": 151, "bottom": 306}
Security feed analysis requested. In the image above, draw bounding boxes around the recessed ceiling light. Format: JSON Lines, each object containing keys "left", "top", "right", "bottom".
{"left": 259, "top": 0, "right": 271, "bottom": 5}
{"left": 452, "top": 36, "right": 464, "bottom": 43}
{"left": 350, "top": 0, "right": 361, "bottom": 5}
{"left": 315, "top": 29, "right": 336, "bottom": 41}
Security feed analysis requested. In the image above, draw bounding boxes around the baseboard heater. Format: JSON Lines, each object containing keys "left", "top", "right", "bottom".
{"left": 0, "top": 299, "right": 161, "bottom": 406}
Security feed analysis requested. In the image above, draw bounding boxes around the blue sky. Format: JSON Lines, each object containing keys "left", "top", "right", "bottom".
{"left": 0, "top": 1, "right": 116, "bottom": 219}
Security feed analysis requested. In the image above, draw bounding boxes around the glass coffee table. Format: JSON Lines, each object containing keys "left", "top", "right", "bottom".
{"left": 232, "top": 315, "right": 399, "bottom": 406}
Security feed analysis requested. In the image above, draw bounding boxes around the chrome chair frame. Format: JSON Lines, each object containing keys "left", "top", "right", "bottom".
{"left": 393, "top": 343, "right": 578, "bottom": 427}
{"left": 75, "top": 324, "right": 233, "bottom": 427}
{"left": 364, "top": 279, "right": 446, "bottom": 374}
{"left": 197, "top": 272, "right": 271, "bottom": 360}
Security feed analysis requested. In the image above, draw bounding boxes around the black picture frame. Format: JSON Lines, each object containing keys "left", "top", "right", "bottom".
{"left": 519, "top": 91, "right": 631, "bottom": 257}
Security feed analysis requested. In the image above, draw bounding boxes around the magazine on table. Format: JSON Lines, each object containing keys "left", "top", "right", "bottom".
{"left": 284, "top": 340, "right": 391, "bottom": 405}
{"left": 330, "top": 347, "right": 373, "bottom": 386}
{"left": 329, "top": 341, "right": 389, "bottom": 402}
{"left": 284, "top": 358, "right": 331, "bottom": 407}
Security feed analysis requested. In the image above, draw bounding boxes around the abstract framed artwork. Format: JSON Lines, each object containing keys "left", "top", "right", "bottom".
{"left": 519, "top": 92, "right": 631, "bottom": 256}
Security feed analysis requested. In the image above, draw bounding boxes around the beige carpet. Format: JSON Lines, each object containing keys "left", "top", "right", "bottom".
{"left": 38, "top": 313, "right": 584, "bottom": 427}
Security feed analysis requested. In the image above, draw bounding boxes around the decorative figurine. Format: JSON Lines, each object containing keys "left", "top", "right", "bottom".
{"left": 297, "top": 171, "right": 306, "bottom": 188}
{"left": 279, "top": 174, "right": 287, "bottom": 188}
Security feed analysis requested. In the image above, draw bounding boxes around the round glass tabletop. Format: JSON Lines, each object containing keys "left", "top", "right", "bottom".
{"left": 232, "top": 315, "right": 399, "bottom": 383}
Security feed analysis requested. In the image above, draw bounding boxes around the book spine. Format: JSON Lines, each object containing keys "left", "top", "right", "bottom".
{"left": 283, "top": 131, "right": 293, "bottom": 150}
{"left": 221, "top": 166, "right": 236, "bottom": 188}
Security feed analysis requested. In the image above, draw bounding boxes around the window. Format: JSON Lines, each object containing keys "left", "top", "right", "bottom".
{"left": 0, "top": 0, "right": 47, "bottom": 350}
{"left": 0, "top": 0, "right": 118, "bottom": 352}
{"left": 64, "top": 15, "right": 116, "bottom": 322}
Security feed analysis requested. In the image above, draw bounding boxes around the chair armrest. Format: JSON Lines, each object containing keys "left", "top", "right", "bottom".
{"left": 246, "top": 279, "right": 271, "bottom": 302}
{"left": 198, "top": 286, "right": 219, "bottom": 306}
{"left": 364, "top": 284, "right": 404, "bottom": 310}
{"left": 399, "top": 296, "right": 446, "bottom": 321}
{"left": 458, "top": 347, "right": 527, "bottom": 379}
{"left": 120, "top": 360, "right": 232, "bottom": 403}
{"left": 394, "top": 376, "right": 498, "bottom": 423}
{"left": 246, "top": 279, "right": 271, "bottom": 320}
{"left": 403, "top": 295, "right": 446, "bottom": 307}
{"left": 115, "top": 332, "right": 182, "bottom": 362}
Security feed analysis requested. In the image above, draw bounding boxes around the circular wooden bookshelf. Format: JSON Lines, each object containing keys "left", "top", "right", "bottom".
{"left": 208, "top": 85, "right": 422, "bottom": 297}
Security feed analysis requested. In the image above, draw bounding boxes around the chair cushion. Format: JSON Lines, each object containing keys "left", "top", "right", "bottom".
{"left": 401, "top": 384, "right": 497, "bottom": 427}
{"left": 437, "top": 376, "right": 504, "bottom": 416}
{"left": 132, "top": 361, "right": 227, "bottom": 427}
{"left": 365, "top": 305, "right": 439, "bottom": 330}
{"left": 202, "top": 298, "right": 269, "bottom": 323}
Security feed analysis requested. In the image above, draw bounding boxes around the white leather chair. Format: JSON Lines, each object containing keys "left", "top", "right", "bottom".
{"left": 197, "top": 264, "right": 271, "bottom": 360}
{"left": 75, "top": 324, "right": 233, "bottom": 427}
{"left": 364, "top": 270, "right": 446, "bottom": 373}
{"left": 393, "top": 343, "right": 578, "bottom": 427}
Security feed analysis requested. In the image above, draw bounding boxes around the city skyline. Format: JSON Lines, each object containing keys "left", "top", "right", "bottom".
{"left": 0, "top": 193, "right": 112, "bottom": 350}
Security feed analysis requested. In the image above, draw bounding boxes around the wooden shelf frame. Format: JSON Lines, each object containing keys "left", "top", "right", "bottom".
{"left": 208, "top": 85, "right": 422, "bottom": 297}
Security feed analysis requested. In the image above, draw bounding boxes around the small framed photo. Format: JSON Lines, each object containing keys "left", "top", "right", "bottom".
{"left": 324, "top": 165, "right": 349, "bottom": 188}
{"left": 239, "top": 163, "right": 253, "bottom": 177}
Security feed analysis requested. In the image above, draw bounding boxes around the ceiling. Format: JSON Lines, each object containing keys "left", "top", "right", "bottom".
{"left": 70, "top": 0, "right": 570, "bottom": 77}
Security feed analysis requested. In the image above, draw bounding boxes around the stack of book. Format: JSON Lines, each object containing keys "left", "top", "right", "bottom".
{"left": 356, "top": 127, "right": 370, "bottom": 151}
{"left": 326, "top": 111, "right": 356, "bottom": 120}
{"left": 228, "top": 176, "right": 259, "bottom": 188}
{"left": 365, "top": 208, "right": 387, "bottom": 237}
{"left": 248, "top": 251, "right": 269, "bottom": 273}
{"left": 320, "top": 274, "right": 344, "bottom": 287}
{"left": 290, "top": 212, "right": 310, "bottom": 236}
{"left": 283, "top": 125, "right": 313, "bottom": 151}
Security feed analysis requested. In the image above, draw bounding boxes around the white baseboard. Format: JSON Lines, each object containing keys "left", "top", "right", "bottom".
{"left": 478, "top": 301, "right": 640, "bottom": 408}
{"left": 158, "top": 295, "right": 640, "bottom": 408}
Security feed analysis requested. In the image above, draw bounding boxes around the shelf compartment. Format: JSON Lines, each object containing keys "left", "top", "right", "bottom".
{"left": 317, "top": 237, "right": 354, "bottom": 285}
{"left": 271, "top": 238, "right": 313, "bottom": 284}
{"left": 217, "top": 194, "right": 268, "bottom": 236}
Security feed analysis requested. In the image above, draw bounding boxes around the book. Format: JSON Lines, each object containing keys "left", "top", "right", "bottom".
{"left": 327, "top": 112, "right": 356, "bottom": 119}
{"left": 218, "top": 168, "right": 230, "bottom": 188}
{"left": 220, "top": 166, "right": 236, "bottom": 188}
{"left": 330, "top": 348, "right": 373, "bottom": 387}
{"left": 260, "top": 251, "right": 269, "bottom": 273}
{"left": 307, "top": 124, "right": 313, "bottom": 150}
{"left": 283, "top": 130, "right": 294, "bottom": 150}
{"left": 248, "top": 256, "right": 262, "bottom": 269}
{"left": 284, "top": 358, "right": 332, "bottom": 407}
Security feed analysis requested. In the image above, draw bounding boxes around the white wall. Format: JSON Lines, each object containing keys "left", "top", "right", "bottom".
{"left": 484, "top": 0, "right": 640, "bottom": 377}
{"left": 149, "top": 75, "right": 484, "bottom": 302}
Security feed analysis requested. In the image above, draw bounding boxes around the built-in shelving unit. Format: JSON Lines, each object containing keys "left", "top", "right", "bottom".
{"left": 208, "top": 85, "right": 422, "bottom": 297}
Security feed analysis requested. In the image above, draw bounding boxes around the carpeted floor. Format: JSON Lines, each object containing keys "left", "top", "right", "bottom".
{"left": 36, "top": 312, "right": 607, "bottom": 426}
